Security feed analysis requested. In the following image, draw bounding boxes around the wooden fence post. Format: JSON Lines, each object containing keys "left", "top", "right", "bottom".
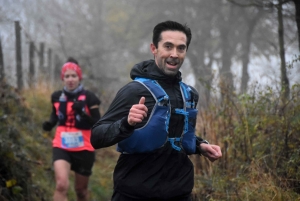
{"left": 0, "top": 37, "right": 4, "bottom": 82}
{"left": 39, "top": 42, "right": 44, "bottom": 75}
{"left": 15, "top": 21, "right": 23, "bottom": 90}
{"left": 29, "top": 41, "right": 35, "bottom": 87}
{"left": 48, "top": 48, "right": 52, "bottom": 83}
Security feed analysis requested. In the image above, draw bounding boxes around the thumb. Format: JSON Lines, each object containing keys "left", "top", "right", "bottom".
{"left": 139, "top": 97, "right": 145, "bottom": 105}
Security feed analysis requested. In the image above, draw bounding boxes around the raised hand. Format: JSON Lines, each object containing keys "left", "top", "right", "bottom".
{"left": 127, "top": 97, "right": 148, "bottom": 126}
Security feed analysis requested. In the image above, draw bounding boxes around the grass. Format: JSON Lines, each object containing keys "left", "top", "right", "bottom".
{"left": 1, "top": 79, "right": 300, "bottom": 200}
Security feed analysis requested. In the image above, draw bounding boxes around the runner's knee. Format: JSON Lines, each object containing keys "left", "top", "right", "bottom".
{"left": 55, "top": 179, "right": 69, "bottom": 193}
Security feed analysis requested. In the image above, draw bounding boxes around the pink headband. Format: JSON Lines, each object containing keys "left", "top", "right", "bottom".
{"left": 61, "top": 62, "right": 82, "bottom": 80}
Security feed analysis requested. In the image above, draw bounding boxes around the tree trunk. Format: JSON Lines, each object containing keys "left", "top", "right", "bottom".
{"left": 219, "top": 24, "right": 234, "bottom": 101}
{"left": 240, "top": 39, "right": 250, "bottom": 94}
{"left": 293, "top": 0, "right": 300, "bottom": 52}
{"left": 195, "top": 27, "right": 213, "bottom": 108}
{"left": 218, "top": 4, "right": 238, "bottom": 102}
{"left": 278, "top": 0, "right": 290, "bottom": 101}
{"left": 240, "top": 10, "right": 262, "bottom": 94}
{"left": 189, "top": 51, "right": 213, "bottom": 109}
{"left": 184, "top": 0, "right": 216, "bottom": 108}
{"left": 0, "top": 38, "right": 4, "bottom": 82}
{"left": 15, "top": 21, "right": 23, "bottom": 90}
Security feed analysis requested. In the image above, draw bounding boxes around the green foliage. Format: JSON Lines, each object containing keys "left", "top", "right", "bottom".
{"left": 0, "top": 82, "right": 52, "bottom": 200}
{"left": 192, "top": 83, "right": 300, "bottom": 200}
{"left": 2, "top": 77, "right": 300, "bottom": 200}
{"left": 0, "top": 82, "right": 118, "bottom": 200}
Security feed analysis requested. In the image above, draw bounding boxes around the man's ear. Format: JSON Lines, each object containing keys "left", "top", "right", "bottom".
{"left": 150, "top": 43, "right": 157, "bottom": 55}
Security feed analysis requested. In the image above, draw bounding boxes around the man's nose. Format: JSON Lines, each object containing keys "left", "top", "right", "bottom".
{"left": 170, "top": 48, "right": 178, "bottom": 58}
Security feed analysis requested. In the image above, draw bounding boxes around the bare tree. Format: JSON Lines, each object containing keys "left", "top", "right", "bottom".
{"left": 277, "top": 0, "right": 290, "bottom": 100}
{"left": 1, "top": 0, "right": 298, "bottom": 102}
{"left": 240, "top": 8, "right": 264, "bottom": 94}
{"left": 227, "top": 0, "right": 295, "bottom": 99}
{"left": 292, "top": 0, "right": 300, "bottom": 51}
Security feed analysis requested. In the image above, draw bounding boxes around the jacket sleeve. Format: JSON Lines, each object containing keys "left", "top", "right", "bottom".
{"left": 91, "top": 117, "right": 135, "bottom": 149}
{"left": 80, "top": 108, "right": 101, "bottom": 127}
{"left": 47, "top": 92, "right": 59, "bottom": 127}
{"left": 90, "top": 82, "right": 155, "bottom": 149}
{"left": 80, "top": 91, "right": 101, "bottom": 126}
{"left": 90, "top": 82, "right": 148, "bottom": 149}
{"left": 48, "top": 105, "right": 58, "bottom": 126}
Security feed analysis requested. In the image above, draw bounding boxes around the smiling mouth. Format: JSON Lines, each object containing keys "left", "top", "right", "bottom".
{"left": 167, "top": 62, "right": 177, "bottom": 66}
{"left": 166, "top": 59, "right": 179, "bottom": 67}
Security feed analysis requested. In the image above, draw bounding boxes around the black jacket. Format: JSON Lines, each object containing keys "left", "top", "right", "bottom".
{"left": 91, "top": 60, "right": 195, "bottom": 199}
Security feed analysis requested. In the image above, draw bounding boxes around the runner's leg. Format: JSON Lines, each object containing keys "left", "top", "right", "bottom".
{"left": 74, "top": 173, "right": 89, "bottom": 201}
{"left": 53, "top": 159, "right": 71, "bottom": 201}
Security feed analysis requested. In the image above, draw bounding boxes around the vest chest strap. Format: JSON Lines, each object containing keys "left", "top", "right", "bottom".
{"left": 168, "top": 138, "right": 181, "bottom": 151}
{"left": 174, "top": 109, "right": 189, "bottom": 133}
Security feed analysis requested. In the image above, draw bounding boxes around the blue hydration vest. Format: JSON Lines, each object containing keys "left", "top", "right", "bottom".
{"left": 117, "top": 77, "right": 198, "bottom": 155}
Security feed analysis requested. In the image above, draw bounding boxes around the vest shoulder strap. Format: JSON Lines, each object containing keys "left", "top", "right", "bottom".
{"left": 179, "top": 82, "right": 198, "bottom": 108}
{"left": 179, "top": 82, "right": 191, "bottom": 101}
{"left": 134, "top": 77, "right": 169, "bottom": 103}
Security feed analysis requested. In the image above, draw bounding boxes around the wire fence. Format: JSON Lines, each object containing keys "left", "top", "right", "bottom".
{"left": 0, "top": 20, "right": 64, "bottom": 90}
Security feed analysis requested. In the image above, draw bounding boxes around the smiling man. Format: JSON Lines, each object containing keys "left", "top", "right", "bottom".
{"left": 151, "top": 30, "right": 187, "bottom": 76}
{"left": 91, "top": 20, "right": 222, "bottom": 201}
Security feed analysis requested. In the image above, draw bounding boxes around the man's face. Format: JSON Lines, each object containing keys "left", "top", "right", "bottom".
{"left": 151, "top": 30, "right": 187, "bottom": 76}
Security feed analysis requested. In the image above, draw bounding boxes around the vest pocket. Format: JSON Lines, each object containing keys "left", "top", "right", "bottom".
{"left": 182, "top": 108, "right": 198, "bottom": 154}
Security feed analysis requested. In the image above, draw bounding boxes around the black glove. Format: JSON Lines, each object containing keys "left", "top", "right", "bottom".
{"left": 43, "top": 121, "right": 53, "bottom": 131}
{"left": 72, "top": 101, "right": 84, "bottom": 114}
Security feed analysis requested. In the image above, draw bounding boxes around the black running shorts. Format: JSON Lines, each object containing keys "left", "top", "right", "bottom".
{"left": 52, "top": 147, "right": 95, "bottom": 176}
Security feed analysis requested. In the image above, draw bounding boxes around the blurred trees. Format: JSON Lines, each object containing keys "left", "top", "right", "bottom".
{"left": 228, "top": 0, "right": 297, "bottom": 101}
{"left": 1, "top": 0, "right": 298, "bottom": 108}
{"left": 0, "top": 0, "right": 300, "bottom": 200}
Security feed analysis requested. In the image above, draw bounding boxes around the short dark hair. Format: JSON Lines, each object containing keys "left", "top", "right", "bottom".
{"left": 66, "top": 57, "right": 79, "bottom": 65}
{"left": 152, "top": 20, "right": 192, "bottom": 50}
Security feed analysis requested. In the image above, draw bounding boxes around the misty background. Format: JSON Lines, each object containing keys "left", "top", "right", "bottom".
{"left": 1, "top": 1, "right": 300, "bottom": 200}
{"left": 0, "top": 0, "right": 299, "bottom": 110}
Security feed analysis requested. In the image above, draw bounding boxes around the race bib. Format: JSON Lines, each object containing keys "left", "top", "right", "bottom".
{"left": 61, "top": 131, "right": 84, "bottom": 148}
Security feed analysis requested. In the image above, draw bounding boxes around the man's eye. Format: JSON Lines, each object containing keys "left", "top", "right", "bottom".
{"left": 178, "top": 46, "right": 186, "bottom": 51}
